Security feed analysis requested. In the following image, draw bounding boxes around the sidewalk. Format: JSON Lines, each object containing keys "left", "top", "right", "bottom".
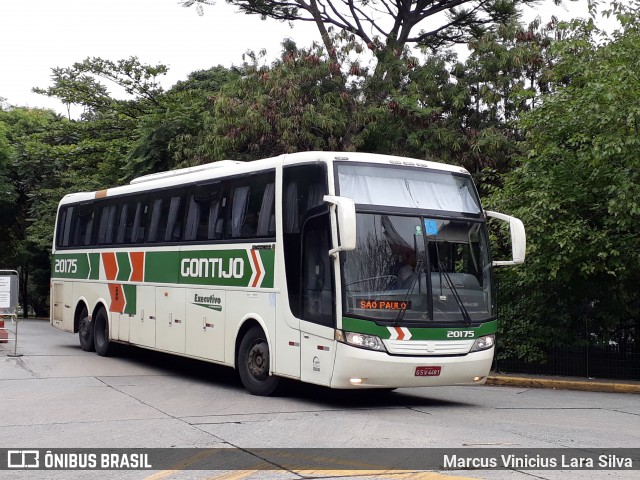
{"left": 486, "top": 372, "right": 640, "bottom": 394}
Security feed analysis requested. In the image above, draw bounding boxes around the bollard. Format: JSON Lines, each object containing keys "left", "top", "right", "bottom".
{"left": 7, "top": 317, "right": 22, "bottom": 357}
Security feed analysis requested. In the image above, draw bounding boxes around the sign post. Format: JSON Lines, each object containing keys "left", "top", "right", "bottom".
{"left": 0, "top": 270, "right": 21, "bottom": 357}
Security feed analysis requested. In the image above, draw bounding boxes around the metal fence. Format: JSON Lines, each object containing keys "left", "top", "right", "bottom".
{"left": 494, "top": 332, "right": 640, "bottom": 380}
{"left": 494, "top": 291, "right": 640, "bottom": 380}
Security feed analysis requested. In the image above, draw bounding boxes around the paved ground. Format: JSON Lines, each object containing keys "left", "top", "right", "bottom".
{"left": 1, "top": 318, "right": 638, "bottom": 480}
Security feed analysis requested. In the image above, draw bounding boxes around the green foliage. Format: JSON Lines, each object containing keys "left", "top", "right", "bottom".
{"left": 194, "top": 43, "right": 365, "bottom": 160}
{"left": 126, "top": 66, "right": 241, "bottom": 177}
{"left": 489, "top": 3, "right": 640, "bottom": 361}
{"left": 34, "top": 56, "right": 168, "bottom": 119}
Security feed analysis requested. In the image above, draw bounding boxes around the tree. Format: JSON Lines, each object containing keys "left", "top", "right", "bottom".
{"left": 186, "top": 42, "right": 364, "bottom": 160}
{"left": 34, "top": 57, "right": 168, "bottom": 120}
{"left": 126, "top": 66, "right": 241, "bottom": 176}
{"left": 488, "top": 2, "right": 640, "bottom": 361}
{"left": 182, "top": 0, "right": 562, "bottom": 149}
{"left": 3, "top": 58, "right": 166, "bottom": 315}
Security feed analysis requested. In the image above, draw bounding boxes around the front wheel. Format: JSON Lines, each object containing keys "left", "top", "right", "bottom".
{"left": 93, "top": 308, "right": 113, "bottom": 357}
{"left": 237, "top": 326, "right": 280, "bottom": 396}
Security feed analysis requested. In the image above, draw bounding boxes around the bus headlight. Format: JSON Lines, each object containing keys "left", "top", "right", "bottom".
{"left": 335, "top": 330, "right": 387, "bottom": 352}
{"left": 469, "top": 334, "right": 495, "bottom": 352}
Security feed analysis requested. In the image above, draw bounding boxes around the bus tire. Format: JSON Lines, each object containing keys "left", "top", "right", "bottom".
{"left": 78, "top": 305, "right": 95, "bottom": 352}
{"left": 93, "top": 308, "right": 112, "bottom": 357}
{"left": 237, "top": 326, "right": 280, "bottom": 396}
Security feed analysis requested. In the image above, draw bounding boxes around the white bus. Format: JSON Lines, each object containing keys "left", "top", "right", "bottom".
{"left": 51, "top": 152, "right": 525, "bottom": 395}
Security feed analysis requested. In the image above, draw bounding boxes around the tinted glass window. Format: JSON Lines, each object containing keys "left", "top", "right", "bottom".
{"left": 184, "top": 183, "right": 224, "bottom": 241}
{"left": 226, "top": 171, "right": 275, "bottom": 239}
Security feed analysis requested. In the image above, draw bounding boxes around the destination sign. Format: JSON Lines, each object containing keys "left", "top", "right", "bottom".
{"left": 359, "top": 300, "right": 411, "bottom": 310}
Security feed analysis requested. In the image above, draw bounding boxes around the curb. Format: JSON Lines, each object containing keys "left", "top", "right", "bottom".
{"left": 486, "top": 375, "right": 640, "bottom": 394}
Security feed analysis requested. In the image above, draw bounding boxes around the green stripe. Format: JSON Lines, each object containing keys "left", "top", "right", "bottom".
{"left": 144, "top": 251, "right": 181, "bottom": 283}
{"left": 342, "top": 317, "right": 498, "bottom": 340}
{"left": 116, "top": 252, "right": 132, "bottom": 281}
{"left": 89, "top": 253, "right": 100, "bottom": 280}
{"left": 53, "top": 247, "right": 276, "bottom": 288}
{"left": 123, "top": 284, "right": 137, "bottom": 315}
{"left": 258, "top": 249, "right": 275, "bottom": 288}
{"left": 51, "top": 253, "right": 90, "bottom": 279}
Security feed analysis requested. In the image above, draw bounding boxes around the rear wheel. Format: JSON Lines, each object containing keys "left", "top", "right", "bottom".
{"left": 93, "top": 308, "right": 113, "bottom": 357}
{"left": 78, "top": 306, "right": 95, "bottom": 352}
{"left": 237, "top": 326, "right": 280, "bottom": 396}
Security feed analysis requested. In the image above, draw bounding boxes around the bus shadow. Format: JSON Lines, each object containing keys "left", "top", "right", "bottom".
{"left": 66, "top": 342, "right": 474, "bottom": 408}
{"left": 278, "top": 380, "right": 475, "bottom": 409}
{"left": 64, "top": 342, "right": 245, "bottom": 390}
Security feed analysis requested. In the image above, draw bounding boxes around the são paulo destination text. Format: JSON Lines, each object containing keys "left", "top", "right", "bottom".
{"left": 444, "top": 454, "right": 633, "bottom": 469}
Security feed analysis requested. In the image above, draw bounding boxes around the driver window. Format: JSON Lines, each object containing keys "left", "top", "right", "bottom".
{"left": 301, "top": 213, "right": 334, "bottom": 326}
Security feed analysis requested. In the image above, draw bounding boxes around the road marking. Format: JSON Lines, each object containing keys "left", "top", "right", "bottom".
{"left": 203, "top": 470, "right": 480, "bottom": 480}
{"left": 202, "top": 462, "right": 272, "bottom": 480}
{"left": 144, "top": 449, "right": 222, "bottom": 480}
{"left": 144, "top": 450, "right": 481, "bottom": 480}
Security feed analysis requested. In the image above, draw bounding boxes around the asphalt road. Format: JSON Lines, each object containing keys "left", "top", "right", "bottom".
{"left": 1, "top": 319, "right": 639, "bottom": 480}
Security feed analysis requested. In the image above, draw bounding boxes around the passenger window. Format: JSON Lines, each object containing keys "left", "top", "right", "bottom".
{"left": 131, "top": 201, "right": 149, "bottom": 244}
{"left": 69, "top": 204, "right": 94, "bottom": 247}
{"left": 165, "top": 196, "right": 184, "bottom": 242}
{"left": 97, "top": 204, "right": 117, "bottom": 245}
{"left": 226, "top": 171, "right": 275, "bottom": 239}
{"left": 57, "top": 206, "right": 74, "bottom": 247}
{"left": 184, "top": 183, "right": 223, "bottom": 241}
{"left": 147, "top": 194, "right": 186, "bottom": 243}
{"left": 116, "top": 204, "right": 133, "bottom": 244}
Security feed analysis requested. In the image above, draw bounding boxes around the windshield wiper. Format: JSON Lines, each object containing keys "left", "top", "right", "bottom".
{"left": 438, "top": 263, "right": 472, "bottom": 326}
{"left": 433, "top": 241, "right": 472, "bottom": 326}
{"left": 394, "top": 260, "right": 422, "bottom": 326}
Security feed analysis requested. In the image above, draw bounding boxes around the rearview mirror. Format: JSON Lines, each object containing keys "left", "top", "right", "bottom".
{"left": 486, "top": 211, "right": 526, "bottom": 266}
{"left": 323, "top": 195, "right": 356, "bottom": 257}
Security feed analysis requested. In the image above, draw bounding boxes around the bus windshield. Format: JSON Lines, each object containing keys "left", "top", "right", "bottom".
{"left": 342, "top": 213, "right": 493, "bottom": 324}
{"left": 337, "top": 163, "right": 492, "bottom": 324}
{"left": 336, "top": 163, "right": 481, "bottom": 213}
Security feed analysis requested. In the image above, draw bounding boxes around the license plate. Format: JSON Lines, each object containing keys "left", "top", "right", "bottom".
{"left": 415, "top": 366, "right": 441, "bottom": 377}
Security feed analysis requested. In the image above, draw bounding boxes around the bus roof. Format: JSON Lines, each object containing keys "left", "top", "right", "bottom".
{"left": 58, "top": 152, "right": 470, "bottom": 206}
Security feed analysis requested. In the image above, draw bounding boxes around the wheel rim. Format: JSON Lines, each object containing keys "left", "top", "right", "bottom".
{"left": 247, "top": 340, "right": 269, "bottom": 380}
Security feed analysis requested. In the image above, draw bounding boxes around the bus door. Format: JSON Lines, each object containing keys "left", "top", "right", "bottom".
{"left": 299, "top": 212, "right": 336, "bottom": 386}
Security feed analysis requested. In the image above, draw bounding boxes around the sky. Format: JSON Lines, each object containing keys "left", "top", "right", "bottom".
{"left": 0, "top": 0, "right": 599, "bottom": 115}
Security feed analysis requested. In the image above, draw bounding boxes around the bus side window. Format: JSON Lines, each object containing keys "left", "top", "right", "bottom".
{"left": 57, "top": 206, "right": 74, "bottom": 248}
{"left": 147, "top": 195, "right": 185, "bottom": 243}
{"left": 131, "top": 201, "right": 148, "bottom": 244}
{"left": 115, "top": 204, "right": 132, "bottom": 244}
{"left": 147, "top": 199, "right": 164, "bottom": 243}
{"left": 69, "top": 204, "right": 94, "bottom": 247}
{"left": 207, "top": 201, "right": 222, "bottom": 240}
{"left": 184, "top": 183, "right": 223, "bottom": 242}
{"left": 256, "top": 183, "right": 275, "bottom": 236}
{"left": 229, "top": 186, "right": 251, "bottom": 238}
{"left": 97, "top": 204, "right": 117, "bottom": 245}
{"left": 226, "top": 171, "right": 275, "bottom": 240}
{"left": 164, "top": 196, "right": 184, "bottom": 242}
